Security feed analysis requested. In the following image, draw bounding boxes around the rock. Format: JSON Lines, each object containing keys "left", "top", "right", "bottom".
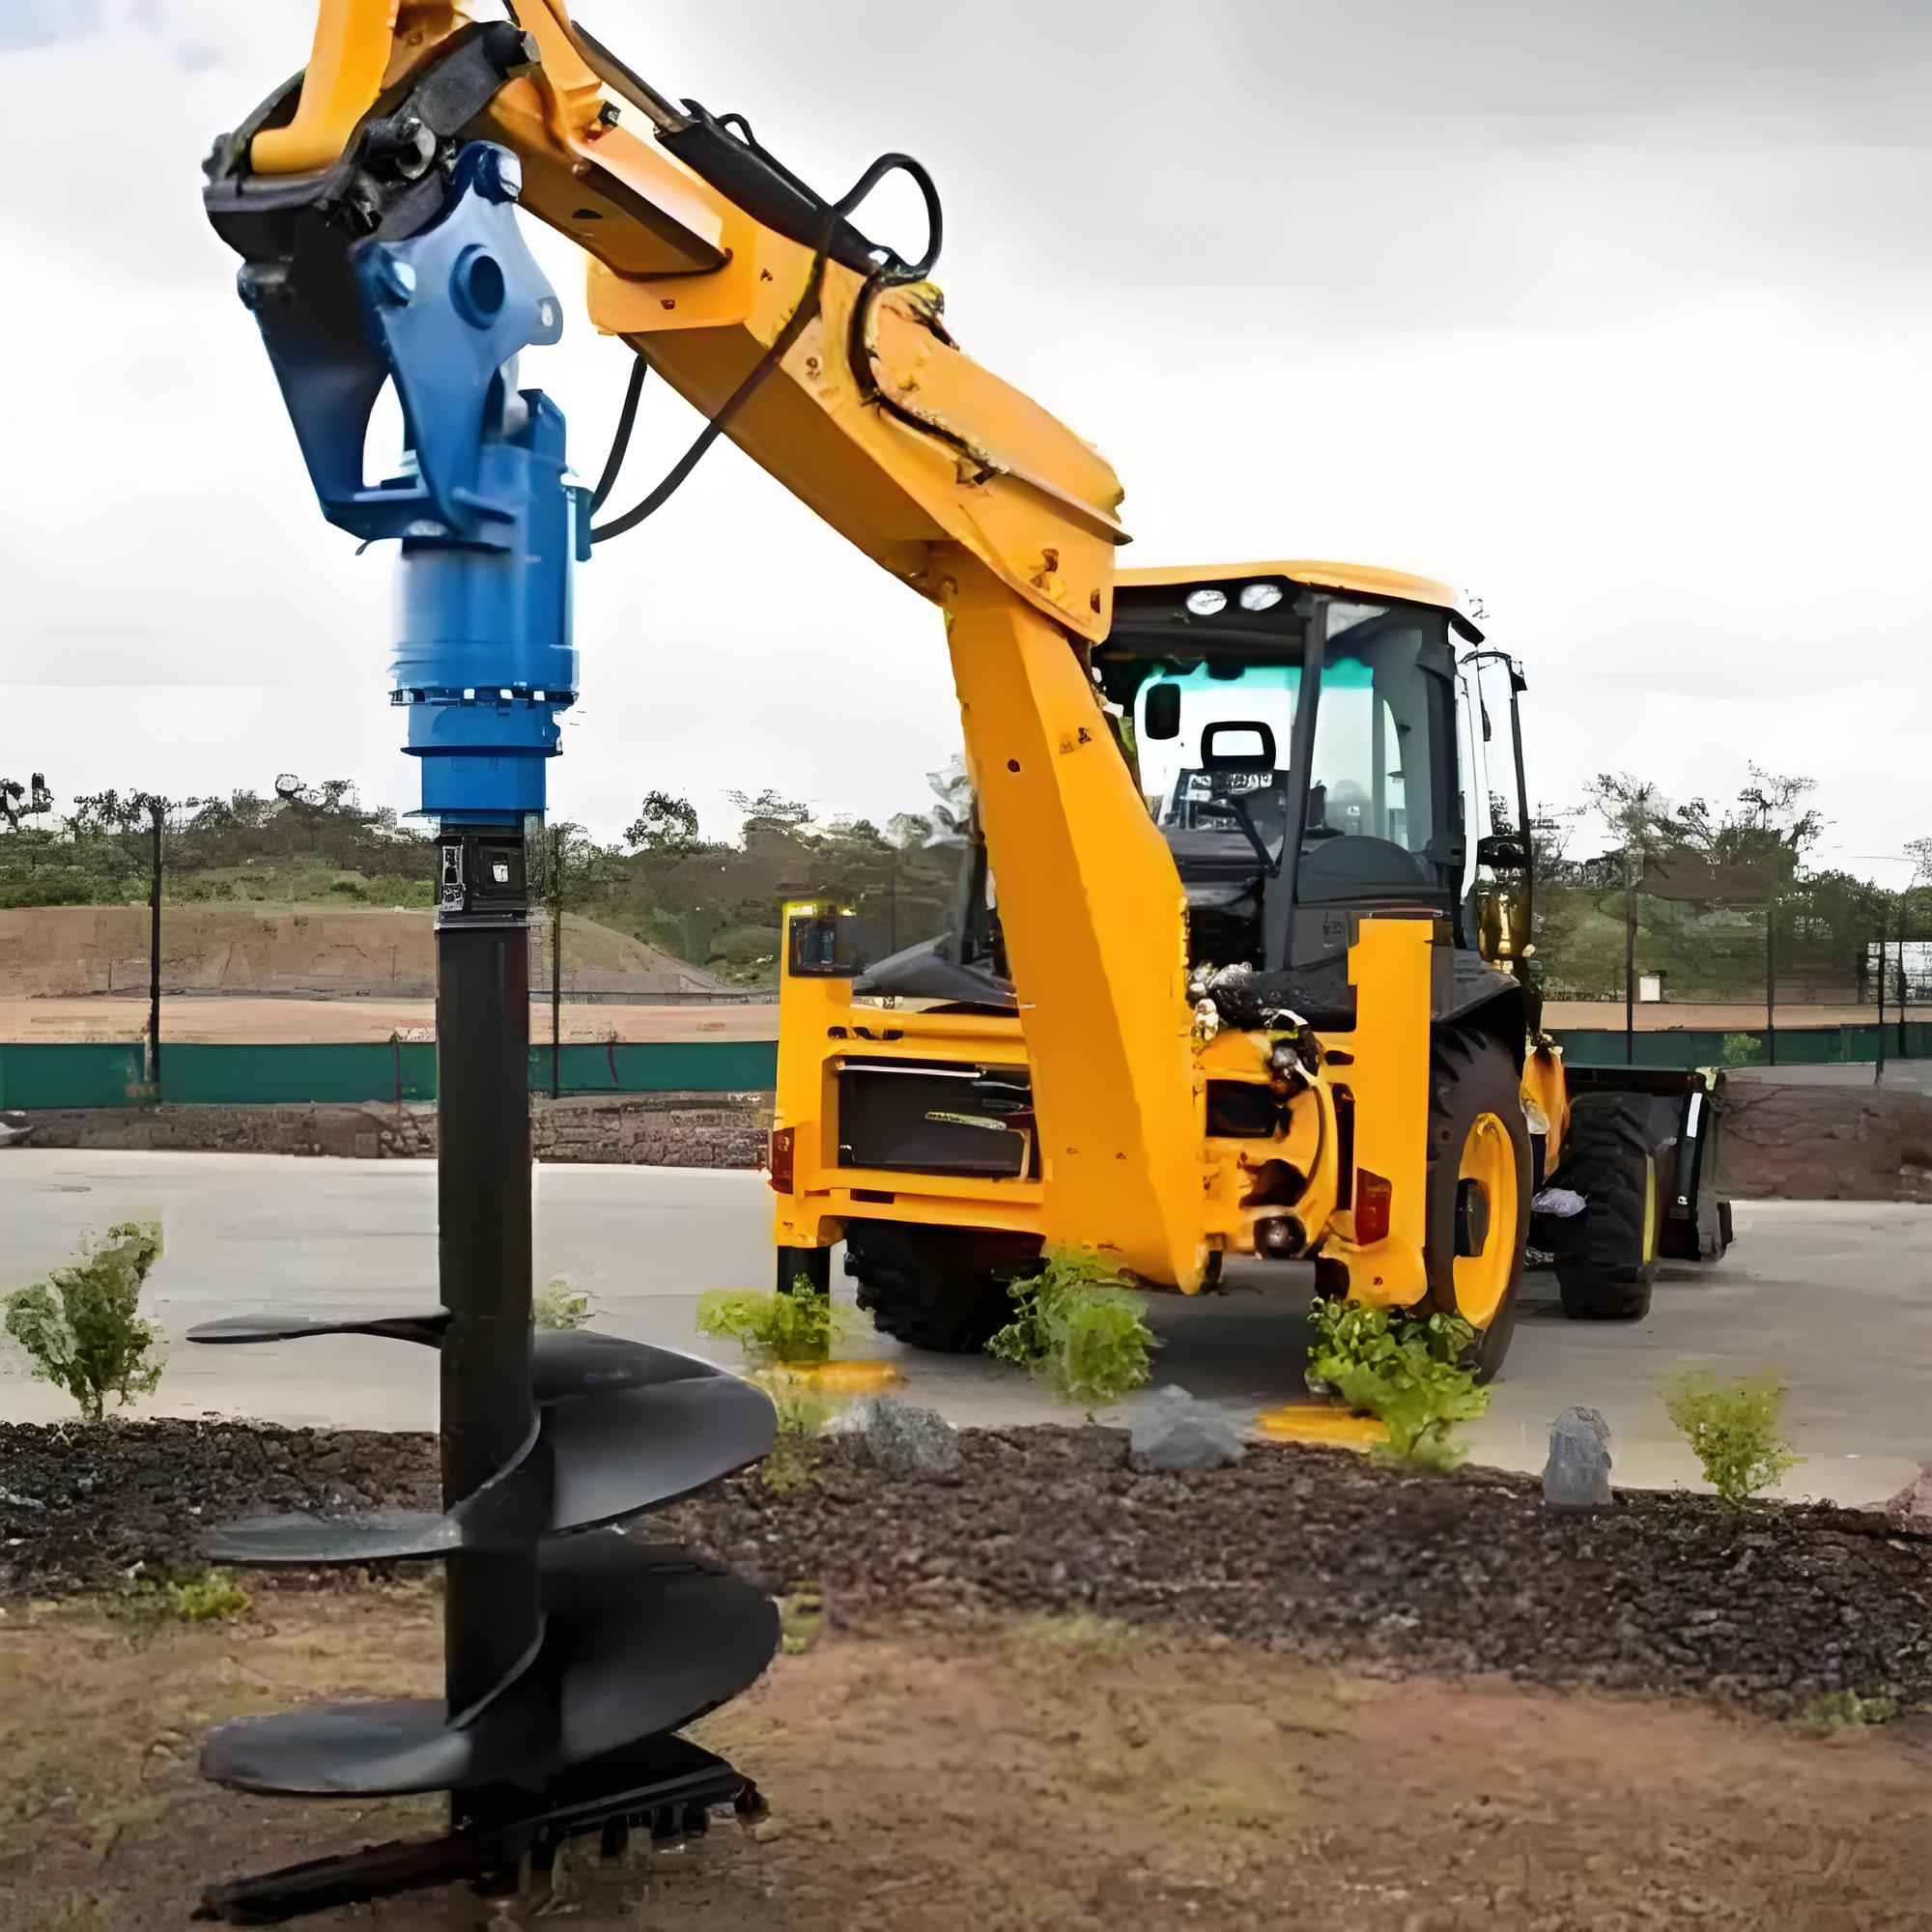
{"left": 1129, "top": 1387, "right": 1246, "bottom": 1472}
{"left": 836, "top": 1398, "right": 962, "bottom": 1479}
{"left": 751, "top": 1816, "right": 788, "bottom": 1843}
{"left": 1881, "top": 1462, "right": 1932, "bottom": 1520}
{"left": 1544, "top": 1406, "right": 1613, "bottom": 1507}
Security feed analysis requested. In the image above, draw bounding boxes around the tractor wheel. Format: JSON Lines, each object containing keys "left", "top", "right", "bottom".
{"left": 843, "top": 1221, "right": 1039, "bottom": 1354}
{"left": 1548, "top": 1094, "right": 1659, "bottom": 1321}
{"left": 1420, "top": 1029, "right": 1531, "bottom": 1382}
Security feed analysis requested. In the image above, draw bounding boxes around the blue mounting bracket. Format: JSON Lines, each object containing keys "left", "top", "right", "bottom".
{"left": 238, "top": 142, "right": 583, "bottom": 822}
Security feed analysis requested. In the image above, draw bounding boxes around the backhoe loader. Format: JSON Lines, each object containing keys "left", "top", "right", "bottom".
{"left": 772, "top": 564, "right": 1734, "bottom": 1372}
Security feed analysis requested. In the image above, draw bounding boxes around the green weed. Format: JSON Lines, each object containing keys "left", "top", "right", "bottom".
{"left": 1305, "top": 1297, "right": 1488, "bottom": 1472}
{"left": 777, "top": 1583, "right": 825, "bottom": 1654}
{"left": 986, "top": 1248, "right": 1158, "bottom": 1406}
{"left": 1661, "top": 1366, "right": 1803, "bottom": 1503}
{"left": 696, "top": 1279, "right": 856, "bottom": 1365}
{"left": 753, "top": 1385, "right": 846, "bottom": 1493}
{"left": 4, "top": 1222, "right": 165, "bottom": 1422}
{"left": 1804, "top": 1688, "right": 1897, "bottom": 1730}
{"left": 106, "top": 1566, "right": 253, "bottom": 1632}
{"left": 532, "top": 1276, "right": 592, "bottom": 1331}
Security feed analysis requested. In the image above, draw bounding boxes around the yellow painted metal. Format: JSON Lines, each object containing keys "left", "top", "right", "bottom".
{"left": 1255, "top": 1406, "right": 1389, "bottom": 1447}
{"left": 941, "top": 554, "right": 1207, "bottom": 1289}
{"left": 249, "top": 0, "right": 400, "bottom": 175}
{"left": 1316, "top": 919, "right": 1434, "bottom": 1308}
{"left": 590, "top": 244, "right": 1126, "bottom": 641}
{"left": 762, "top": 1360, "right": 905, "bottom": 1397}
{"left": 256, "top": 1, "right": 1125, "bottom": 639}
{"left": 1452, "top": 1110, "right": 1517, "bottom": 1328}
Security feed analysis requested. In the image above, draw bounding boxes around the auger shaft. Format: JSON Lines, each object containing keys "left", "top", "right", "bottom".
{"left": 434, "top": 823, "right": 548, "bottom": 1858}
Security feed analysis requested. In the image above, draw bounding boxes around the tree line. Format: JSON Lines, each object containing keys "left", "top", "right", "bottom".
{"left": 0, "top": 770, "right": 970, "bottom": 991}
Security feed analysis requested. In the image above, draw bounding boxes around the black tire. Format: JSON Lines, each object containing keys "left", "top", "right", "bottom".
{"left": 1548, "top": 1093, "right": 1659, "bottom": 1321}
{"left": 1419, "top": 1029, "right": 1531, "bottom": 1382}
{"left": 843, "top": 1220, "right": 1040, "bottom": 1354}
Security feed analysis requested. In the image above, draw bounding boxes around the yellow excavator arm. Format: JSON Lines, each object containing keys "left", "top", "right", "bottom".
{"left": 243, "top": 0, "right": 1126, "bottom": 635}
{"left": 219, "top": 0, "right": 1212, "bottom": 1287}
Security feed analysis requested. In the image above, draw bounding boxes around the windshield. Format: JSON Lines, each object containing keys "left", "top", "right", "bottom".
{"left": 1129, "top": 600, "right": 1461, "bottom": 901}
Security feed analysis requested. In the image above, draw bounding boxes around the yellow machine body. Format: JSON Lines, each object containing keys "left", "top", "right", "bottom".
{"left": 770, "top": 557, "right": 1548, "bottom": 1317}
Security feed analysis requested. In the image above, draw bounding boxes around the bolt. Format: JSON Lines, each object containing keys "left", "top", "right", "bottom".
{"left": 373, "top": 257, "right": 418, "bottom": 304}
{"left": 475, "top": 147, "right": 524, "bottom": 204}
{"left": 597, "top": 100, "right": 621, "bottom": 128}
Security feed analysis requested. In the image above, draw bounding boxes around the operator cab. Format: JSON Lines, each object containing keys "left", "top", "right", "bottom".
{"left": 1096, "top": 562, "right": 1509, "bottom": 1028}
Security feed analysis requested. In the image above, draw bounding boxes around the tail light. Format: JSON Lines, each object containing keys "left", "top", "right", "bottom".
{"left": 768, "top": 1126, "right": 795, "bottom": 1194}
{"left": 1354, "top": 1169, "right": 1392, "bottom": 1244}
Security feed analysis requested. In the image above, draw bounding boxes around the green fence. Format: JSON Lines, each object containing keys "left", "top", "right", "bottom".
{"left": 1553, "top": 1022, "right": 1932, "bottom": 1069}
{"left": 0, "top": 1038, "right": 779, "bottom": 1109}
{"left": 0, "top": 1042, "right": 148, "bottom": 1110}
{"left": 4, "top": 1027, "right": 1921, "bottom": 1108}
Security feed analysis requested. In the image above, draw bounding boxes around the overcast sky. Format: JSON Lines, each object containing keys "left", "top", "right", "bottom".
{"left": 3, "top": 1, "right": 1929, "bottom": 879}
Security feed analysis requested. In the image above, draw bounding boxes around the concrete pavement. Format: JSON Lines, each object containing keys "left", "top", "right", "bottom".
{"left": 2, "top": 1151, "right": 1925, "bottom": 1504}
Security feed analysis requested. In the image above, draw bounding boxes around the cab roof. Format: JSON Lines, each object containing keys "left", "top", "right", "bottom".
{"left": 1116, "top": 559, "right": 1483, "bottom": 641}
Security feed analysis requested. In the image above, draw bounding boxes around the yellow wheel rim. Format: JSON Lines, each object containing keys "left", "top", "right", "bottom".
{"left": 1453, "top": 1110, "right": 1518, "bottom": 1329}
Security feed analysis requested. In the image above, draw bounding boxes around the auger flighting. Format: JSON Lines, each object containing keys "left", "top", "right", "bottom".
{"left": 187, "top": 134, "right": 777, "bottom": 1920}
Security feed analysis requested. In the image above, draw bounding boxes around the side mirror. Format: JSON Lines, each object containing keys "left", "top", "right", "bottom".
{"left": 1143, "top": 683, "right": 1180, "bottom": 741}
{"left": 1476, "top": 834, "right": 1527, "bottom": 871}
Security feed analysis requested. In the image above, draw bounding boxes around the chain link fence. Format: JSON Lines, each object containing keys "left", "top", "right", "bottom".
{"left": 0, "top": 781, "right": 965, "bottom": 1087}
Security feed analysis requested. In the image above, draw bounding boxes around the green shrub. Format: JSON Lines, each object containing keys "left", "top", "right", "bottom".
{"left": 1719, "top": 1032, "right": 1765, "bottom": 1067}
{"left": 986, "top": 1249, "right": 1158, "bottom": 1406}
{"left": 5, "top": 1222, "right": 166, "bottom": 1422}
{"left": 1305, "top": 1297, "right": 1488, "bottom": 1472}
{"left": 532, "top": 1277, "right": 591, "bottom": 1331}
{"left": 109, "top": 1566, "right": 253, "bottom": 1629}
{"left": 696, "top": 1279, "right": 856, "bottom": 1365}
{"left": 1804, "top": 1688, "right": 1897, "bottom": 1730}
{"left": 1661, "top": 1366, "right": 1803, "bottom": 1503}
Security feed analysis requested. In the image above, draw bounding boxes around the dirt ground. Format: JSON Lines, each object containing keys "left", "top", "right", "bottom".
{"left": 0, "top": 996, "right": 773, "bottom": 1044}
{"left": 2, "top": 1585, "right": 1928, "bottom": 1932}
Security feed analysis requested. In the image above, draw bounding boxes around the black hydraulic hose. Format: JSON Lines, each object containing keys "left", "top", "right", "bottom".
{"left": 588, "top": 143, "right": 943, "bottom": 546}
{"left": 589, "top": 236, "right": 832, "bottom": 545}
{"left": 588, "top": 358, "right": 647, "bottom": 514}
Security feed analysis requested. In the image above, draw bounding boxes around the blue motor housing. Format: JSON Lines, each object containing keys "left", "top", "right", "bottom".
{"left": 234, "top": 141, "right": 584, "bottom": 823}
{"left": 392, "top": 394, "right": 581, "bottom": 821}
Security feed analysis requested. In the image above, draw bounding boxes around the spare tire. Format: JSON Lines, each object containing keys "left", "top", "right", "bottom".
{"left": 1548, "top": 1094, "right": 1660, "bottom": 1321}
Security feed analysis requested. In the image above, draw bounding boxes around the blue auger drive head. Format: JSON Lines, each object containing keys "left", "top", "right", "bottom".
{"left": 233, "top": 141, "right": 582, "bottom": 823}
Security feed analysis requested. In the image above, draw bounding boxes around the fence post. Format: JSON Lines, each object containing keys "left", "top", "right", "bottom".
{"left": 1876, "top": 922, "right": 1888, "bottom": 1087}
{"left": 550, "top": 827, "right": 563, "bottom": 1101}
{"left": 147, "top": 797, "right": 163, "bottom": 1090}
{"left": 1623, "top": 875, "right": 1636, "bottom": 1065}
{"left": 1899, "top": 900, "right": 1910, "bottom": 1065}
{"left": 1764, "top": 894, "right": 1777, "bottom": 1067}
